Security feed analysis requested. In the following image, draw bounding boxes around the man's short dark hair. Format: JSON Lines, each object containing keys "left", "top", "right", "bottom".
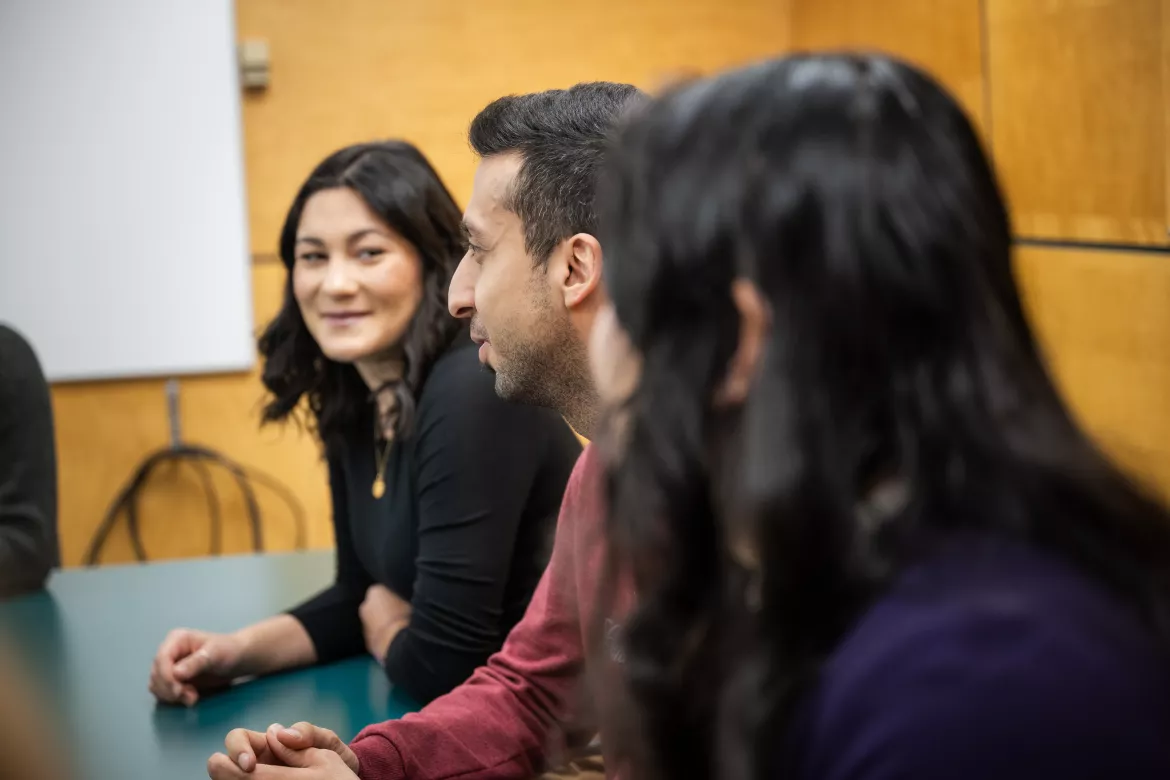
{"left": 469, "top": 81, "right": 646, "bottom": 264}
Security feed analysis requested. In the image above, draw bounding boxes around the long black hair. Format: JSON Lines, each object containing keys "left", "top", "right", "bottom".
{"left": 596, "top": 53, "right": 1170, "bottom": 780}
{"left": 259, "top": 141, "right": 465, "bottom": 453}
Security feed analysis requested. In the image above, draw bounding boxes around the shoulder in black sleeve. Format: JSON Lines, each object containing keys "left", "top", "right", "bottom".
{"left": 382, "top": 341, "right": 580, "bottom": 702}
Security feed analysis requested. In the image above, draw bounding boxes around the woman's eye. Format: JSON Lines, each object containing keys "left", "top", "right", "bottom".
{"left": 297, "top": 252, "right": 327, "bottom": 263}
{"left": 357, "top": 247, "right": 386, "bottom": 260}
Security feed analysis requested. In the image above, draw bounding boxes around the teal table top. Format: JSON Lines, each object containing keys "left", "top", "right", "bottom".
{"left": 0, "top": 552, "right": 418, "bottom": 780}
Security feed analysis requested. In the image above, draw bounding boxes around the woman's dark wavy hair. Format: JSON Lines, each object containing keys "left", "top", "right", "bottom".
{"left": 596, "top": 53, "right": 1170, "bottom": 780}
{"left": 259, "top": 141, "right": 465, "bottom": 453}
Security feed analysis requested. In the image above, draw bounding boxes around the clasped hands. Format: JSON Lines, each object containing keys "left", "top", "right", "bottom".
{"left": 204, "top": 584, "right": 408, "bottom": 778}
{"left": 207, "top": 722, "right": 359, "bottom": 779}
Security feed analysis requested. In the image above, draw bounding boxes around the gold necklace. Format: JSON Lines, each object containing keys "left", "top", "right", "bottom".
{"left": 372, "top": 417, "right": 393, "bottom": 499}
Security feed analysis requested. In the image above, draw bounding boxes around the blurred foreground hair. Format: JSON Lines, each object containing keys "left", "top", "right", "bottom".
{"left": 597, "top": 53, "right": 1170, "bottom": 780}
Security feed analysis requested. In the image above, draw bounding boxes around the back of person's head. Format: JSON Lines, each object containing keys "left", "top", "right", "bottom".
{"left": 259, "top": 140, "right": 464, "bottom": 453}
{"left": 596, "top": 52, "right": 1170, "bottom": 780}
{"left": 469, "top": 82, "right": 645, "bottom": 265}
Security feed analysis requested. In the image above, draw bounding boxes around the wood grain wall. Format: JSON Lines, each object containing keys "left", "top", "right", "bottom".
{"left": 1016, "top": 245, "right": 1170, "bottom": 502}
{"left": 986, "top": 0, "right": 1169, "bottom": 246}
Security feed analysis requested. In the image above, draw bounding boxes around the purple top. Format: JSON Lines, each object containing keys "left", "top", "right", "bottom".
{"left": 787, "top": 535, "right": 1170, "bottom": 779}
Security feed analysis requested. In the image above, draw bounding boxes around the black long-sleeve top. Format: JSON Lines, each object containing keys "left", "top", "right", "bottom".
{"left": 288, "top": 341, "right": 581, "bottom": 704}
{"left": 0, "top": 324, "right": 59, "bottom": 598}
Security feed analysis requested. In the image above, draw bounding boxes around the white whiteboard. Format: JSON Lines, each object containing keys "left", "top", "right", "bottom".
{"left": 0, "top": 0, "right": 253, "bottom": 382}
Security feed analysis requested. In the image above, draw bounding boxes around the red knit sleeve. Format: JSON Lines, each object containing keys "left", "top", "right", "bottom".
{"left": 350, "top": 447, "right": 601, "bottom": 780}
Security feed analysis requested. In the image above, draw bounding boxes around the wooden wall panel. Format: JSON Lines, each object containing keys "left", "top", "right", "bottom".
{"left": 237, "top": 0, "right": 793, "bottom": 255}
{"left": 987, "top": 0, "right": 1169, "bottom": 246}
{"left": 790, "top": 0, "right": 986, "bottom": 130}
{"left": 1015, "top": 246, "right": 1170, "bottom": 502}
{"left": 53, "top": 0, "right": 791, "bottom": 566}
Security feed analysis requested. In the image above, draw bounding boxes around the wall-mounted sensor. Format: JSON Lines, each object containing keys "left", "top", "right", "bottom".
{"left": 238, "top": 39, "right": 269, "bottom": 90}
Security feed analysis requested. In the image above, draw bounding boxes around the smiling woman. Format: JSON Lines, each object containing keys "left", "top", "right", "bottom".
{"left": 292, "top": 188, "right": 424, "bottom": 368}
{"left": 145, "top": 141, "right": 581, "bottom": 707}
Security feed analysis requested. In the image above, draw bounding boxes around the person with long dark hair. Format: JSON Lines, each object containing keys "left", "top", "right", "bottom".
{"left": 149, "top": 141, "right": 581, "bottom": 708}
{"left": 593, "top": 54, "right": 1170, "bottom": 779}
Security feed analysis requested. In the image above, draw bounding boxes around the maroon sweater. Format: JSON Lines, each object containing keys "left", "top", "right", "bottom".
{"left": 350, "top": 445, "right": 615, "bottom": 779}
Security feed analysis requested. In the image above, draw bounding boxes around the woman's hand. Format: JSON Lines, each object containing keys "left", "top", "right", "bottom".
{"left": 358, "top": 584, "right": 411, "bottom": 662}
{"left": 149, "top": 628, "right": 244, "bottom": 706}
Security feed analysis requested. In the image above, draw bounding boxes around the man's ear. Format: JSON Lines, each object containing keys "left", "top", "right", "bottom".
{"left": 558, "top": 233, "right": 603, "bottom": 309}
{"left": 714, "top": 278, "right": 770, "bottom": 407}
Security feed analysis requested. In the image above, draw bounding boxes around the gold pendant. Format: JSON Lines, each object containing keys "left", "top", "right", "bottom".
{"left": 372, "top": 475, "right": 385, "bottom": 499}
